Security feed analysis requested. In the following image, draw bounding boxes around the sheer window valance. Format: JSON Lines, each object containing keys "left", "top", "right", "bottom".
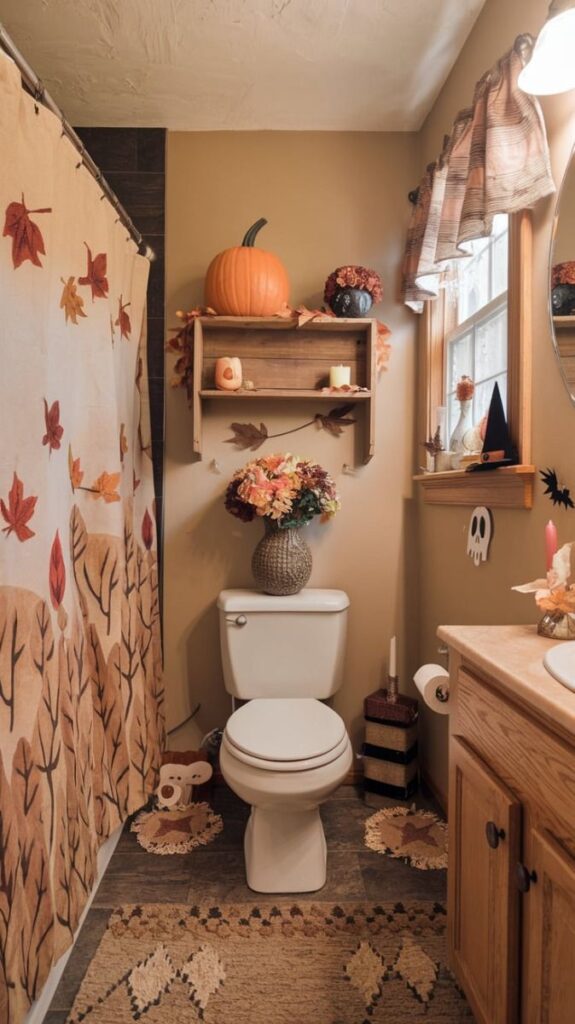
{"left": 402, "top": 34, "right": 555, "bottom": 312}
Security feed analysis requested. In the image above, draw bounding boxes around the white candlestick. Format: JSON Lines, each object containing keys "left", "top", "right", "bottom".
{"left": 389, "top": 635, "right": 397, "bottom": 678}
{"left": 329, "top": 364, "right": 351, "bottom": 387}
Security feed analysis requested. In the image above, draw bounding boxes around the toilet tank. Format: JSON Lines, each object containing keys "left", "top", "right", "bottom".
{"left": 217, "top": 588, "right": 349, "bottom": 699}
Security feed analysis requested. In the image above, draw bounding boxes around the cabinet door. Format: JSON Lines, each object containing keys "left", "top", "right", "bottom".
{"left": 524, "top": 829, "right": 575, "bottom": 1024}
{"left": 449, "top": 736, "right": 521, "bottom": 1024}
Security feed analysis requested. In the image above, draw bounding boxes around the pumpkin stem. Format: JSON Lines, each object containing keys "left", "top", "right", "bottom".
{"left": 241, "top": 218, "right": 268, "bottom": 247}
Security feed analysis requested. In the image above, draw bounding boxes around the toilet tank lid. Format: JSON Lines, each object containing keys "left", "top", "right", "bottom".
{"left": 217, "top": 588, "right": 349, "bottom": 613}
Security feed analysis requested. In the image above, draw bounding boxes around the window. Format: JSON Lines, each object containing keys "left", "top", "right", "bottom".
{"left": 417, "top": 211, "right": 534, "bottom": 509}
{"left": 445, "top": 214, "right": 509, "bottom": 442}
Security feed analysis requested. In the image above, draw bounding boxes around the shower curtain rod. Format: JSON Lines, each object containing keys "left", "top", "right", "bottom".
{"left": 0, "top": 23, "right": 151, "bottom": 257}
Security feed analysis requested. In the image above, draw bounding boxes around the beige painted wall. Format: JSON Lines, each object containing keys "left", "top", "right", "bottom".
{"left": 416, "top": 0, "right": 575, "bottom": 803}
{"left": 164, "top": 131, "right": 419, "bottom": 756}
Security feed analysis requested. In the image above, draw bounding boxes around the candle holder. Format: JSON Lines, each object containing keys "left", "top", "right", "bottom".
{"left": 386, "top": 674, "right": 399, "bottom": 703}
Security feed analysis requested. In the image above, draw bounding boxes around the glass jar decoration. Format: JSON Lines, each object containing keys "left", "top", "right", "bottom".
{"left": 450, "top": 376, "right": 475, "bottom": 454}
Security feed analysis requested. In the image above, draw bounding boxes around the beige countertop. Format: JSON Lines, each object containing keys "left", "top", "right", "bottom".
{"left": 437, "top": 624, "right": 575, "bottom": 742}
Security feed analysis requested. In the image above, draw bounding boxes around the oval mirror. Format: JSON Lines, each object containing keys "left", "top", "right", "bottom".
{"left": 550, "top": 147, "right": 575, "bottom": 403}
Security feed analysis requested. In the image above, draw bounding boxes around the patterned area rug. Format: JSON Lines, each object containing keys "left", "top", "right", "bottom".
{"left": 364, "top": 807, "right": 448, "bottom": 870}
{"left": 65, "top": 902, "right": 471, "bottom": 1022}
{"left": 131, "top": 803, "right": 223, "bottom": 854}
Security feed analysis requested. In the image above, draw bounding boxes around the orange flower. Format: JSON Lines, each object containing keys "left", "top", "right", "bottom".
{"left": 536, "top": 586, "right": 575, "bottom": 614}
{"left": 456, "top": 376, "right": 475, "bottom": 401}
{"left": 91, "top": 471, "right": 121, "bottom": 503}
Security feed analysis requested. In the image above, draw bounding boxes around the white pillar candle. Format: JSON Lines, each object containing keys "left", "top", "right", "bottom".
{"left": 329, "top": 364, "right": 351, "bottom": 387}
{"left": 389, "top": 635, "right": 397, "bottom": 677}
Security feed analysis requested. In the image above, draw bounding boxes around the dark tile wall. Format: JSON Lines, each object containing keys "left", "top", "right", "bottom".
{"left": 75, "top": 128, "right": 165, "bottom": 577}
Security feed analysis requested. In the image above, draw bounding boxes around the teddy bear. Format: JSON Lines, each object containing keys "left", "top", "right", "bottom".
{"left": 155, "top": 750, "right": 213, "bottom": 809}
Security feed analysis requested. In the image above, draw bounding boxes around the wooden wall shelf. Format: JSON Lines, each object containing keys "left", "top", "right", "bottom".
{"left": 192, "top": 316, "right": 377, "bottom": 463}
{"left": 413, "top": 464, "right": 535, "bottom": 508}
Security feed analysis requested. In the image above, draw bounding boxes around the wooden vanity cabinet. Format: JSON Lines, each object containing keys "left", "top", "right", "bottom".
{"left": 442, "top": 645, "right": 575, "bottom": 1024}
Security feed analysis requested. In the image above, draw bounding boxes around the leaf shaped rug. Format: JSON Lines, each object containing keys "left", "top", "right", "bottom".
{"left": 64, "top": 902, "right": 472, "bottom": 1022}
{"left": 131, "top": 802, "right": 223, "bottom": 854}
{"left": 364, "top": 806, "right": 448, "bottom": 870}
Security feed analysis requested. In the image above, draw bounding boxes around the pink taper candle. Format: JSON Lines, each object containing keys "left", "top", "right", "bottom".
{"left": 545, "top": 520, "right": 558, "bottom": 572}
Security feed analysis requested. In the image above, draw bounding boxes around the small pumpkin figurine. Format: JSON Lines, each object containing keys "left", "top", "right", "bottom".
{"left": 215, "top": 356, "right": 243, "bottom": 391}
{"left": 204, "top": 218, "right": 290, "bottom": 316}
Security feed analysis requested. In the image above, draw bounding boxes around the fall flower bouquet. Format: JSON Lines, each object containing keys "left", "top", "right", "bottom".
{"left": 225, "top": 453, "right": 340, "bottom": 529}
{"left": 324, "top": 265, "right": 383, "bottom": 307}
{"left": 513, "top": 542, "right": 575, "bottom": 639}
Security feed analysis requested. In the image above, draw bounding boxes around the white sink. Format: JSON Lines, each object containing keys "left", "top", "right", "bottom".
{"left": 544, "top": 642, "right": 575, "bottom": 692}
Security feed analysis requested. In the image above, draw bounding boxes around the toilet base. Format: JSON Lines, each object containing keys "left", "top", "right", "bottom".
{"left": 244, "top": 805, "right": 327, "bottom": 893}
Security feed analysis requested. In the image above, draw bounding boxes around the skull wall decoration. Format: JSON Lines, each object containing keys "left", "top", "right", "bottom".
{"left": 467, "top": 506, "right": 493, "bottom": 567}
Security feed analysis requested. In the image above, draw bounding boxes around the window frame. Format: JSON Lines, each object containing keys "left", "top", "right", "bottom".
{"left": 415, "top": 210, "right": 534, "bottom": 508}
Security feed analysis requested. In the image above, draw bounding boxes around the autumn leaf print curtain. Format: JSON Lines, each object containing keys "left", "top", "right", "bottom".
{"left": 0, "top": 52, "right": 164, "bottom": 1023}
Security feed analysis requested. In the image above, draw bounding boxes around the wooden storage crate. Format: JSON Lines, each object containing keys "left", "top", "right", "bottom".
{"left": 363, "top": 687, "right": 419, "bottom": 801}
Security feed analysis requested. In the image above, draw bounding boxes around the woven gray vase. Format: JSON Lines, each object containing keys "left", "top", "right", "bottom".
{"left": 251, "top": 521, "right": 312, "bottom": 596}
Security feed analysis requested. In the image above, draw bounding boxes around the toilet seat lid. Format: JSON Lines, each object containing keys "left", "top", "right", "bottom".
{"left": 225, "top": 698, "right": 346, "bottom": 762}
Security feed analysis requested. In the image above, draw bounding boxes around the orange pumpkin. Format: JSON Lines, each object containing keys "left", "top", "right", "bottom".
{"left": 204, "top": 218, "right": 290, "bottom": 316}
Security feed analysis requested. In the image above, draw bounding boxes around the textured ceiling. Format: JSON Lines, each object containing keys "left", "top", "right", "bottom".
{"left": 0, "top": 0, "right": 485, "bottom": 130}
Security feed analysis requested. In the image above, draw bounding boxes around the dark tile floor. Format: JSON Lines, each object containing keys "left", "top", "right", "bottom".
{"left": 45, "top": 784, "right": 446, "bottom": 1022}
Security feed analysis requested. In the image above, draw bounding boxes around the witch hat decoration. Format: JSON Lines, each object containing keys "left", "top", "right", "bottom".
{"left": 468, "top": 382, "right": 517, "bottom": 472}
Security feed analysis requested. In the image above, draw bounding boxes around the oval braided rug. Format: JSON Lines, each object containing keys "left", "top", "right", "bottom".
{"left": 131, "top": 803, "right": 223, "bottom": 855}
{"left": 64, "top": 902, "right": 472, "bottom": 1022}
{"left": 364, "top": 806, "right": 448, "bottom": 870}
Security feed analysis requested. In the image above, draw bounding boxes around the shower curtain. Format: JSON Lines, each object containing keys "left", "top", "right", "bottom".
{"left": 0, "top": 52, "right": 164, "bottom": 1023}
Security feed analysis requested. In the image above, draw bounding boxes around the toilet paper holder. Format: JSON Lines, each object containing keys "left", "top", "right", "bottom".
{"left": 435, "top": 684, "right": 449, "bottom": 704}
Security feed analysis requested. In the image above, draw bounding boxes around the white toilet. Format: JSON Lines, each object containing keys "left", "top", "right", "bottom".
{"left": 217, "top": 588, "right": 352, "bottom": 893}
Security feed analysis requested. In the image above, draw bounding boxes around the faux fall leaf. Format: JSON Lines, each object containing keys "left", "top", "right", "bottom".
{"left": 91, "top": 471, "right": 121, "bottom": 503}
{"left": 78, "top": 242, "right": 109, "bottom": 300}
{"left": 141, "top": 508, "right": 154, "bottom": 550}
{"left": 115, "top": 295, "right": 131, "bottom": 339}
{"left": 0, "top": 472, "right": 38, "bottom": 542}
{"left": 133, "top": 468, "right": 141, "bottom": 493}
{"left": 49, "top": 530, "right": 66, "bottom": 609}
{"left": 60, "top": 276, "right": 87, "bottom": 324}
{"left": 315, "top": 404, "right": 357, "bottom": 437}
{"left": 3, "top": 194, "right": 52, "bottom": 268}
{"left": 68, "top": 444, "right": 84, "bottom": 490}
{"left": 225, "top": 421, "right": 269, "bottom": 451}
{"left": 42, "top": 398, "right": 64, "bottom": 452}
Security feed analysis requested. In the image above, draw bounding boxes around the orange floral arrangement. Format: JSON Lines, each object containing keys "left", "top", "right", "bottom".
{"left": 324, "top": 265, "right": 383, "bottom": 306}
{"left": 513, "top": 542, "right": 575, "bottom": 615}
{"left": 455, "top": 375, "right": 475, "bottom": 401}
{"left": 552, "top": 261, "right": 575, "bottom": 287}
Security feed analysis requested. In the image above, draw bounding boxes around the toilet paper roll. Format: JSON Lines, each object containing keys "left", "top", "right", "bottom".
{"left": 414, "top": 664, "right": 450, "bottom": 715}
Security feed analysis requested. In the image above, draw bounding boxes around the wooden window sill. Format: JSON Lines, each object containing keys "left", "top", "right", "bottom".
{"left": 413, "top": 464, "right": 535, "bottom": 508}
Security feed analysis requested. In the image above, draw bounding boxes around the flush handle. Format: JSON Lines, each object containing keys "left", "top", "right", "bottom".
{"left": 226, "top": 614, "right": 247, "bottom": 627}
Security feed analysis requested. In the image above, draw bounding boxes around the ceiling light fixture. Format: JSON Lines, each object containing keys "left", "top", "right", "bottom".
{"left": 518, "top": 0, "right": 575, "bottom": 95}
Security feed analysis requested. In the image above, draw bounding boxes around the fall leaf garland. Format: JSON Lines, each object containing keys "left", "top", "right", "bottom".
{"left": 225, "top": 404, "right": 357, "bottom": 452}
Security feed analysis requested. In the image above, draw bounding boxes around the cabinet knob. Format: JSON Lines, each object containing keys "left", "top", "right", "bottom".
{"left": 516, "top": 863, "right": 537, "bottom": 893}
{"left": 485, "top": 820, "right": 506, "bottom": 849}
